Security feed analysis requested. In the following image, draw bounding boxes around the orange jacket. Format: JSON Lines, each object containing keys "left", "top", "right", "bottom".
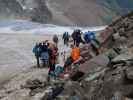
{"left": 71, "top": 47, "right": 80, "bottom": 61}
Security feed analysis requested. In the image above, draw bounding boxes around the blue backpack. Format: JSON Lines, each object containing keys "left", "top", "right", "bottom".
{"left": 40, "top": 52, "right": 49, "bottom": 62}
{"left": 84, "top": 31, "right": 95, "bottom": 42}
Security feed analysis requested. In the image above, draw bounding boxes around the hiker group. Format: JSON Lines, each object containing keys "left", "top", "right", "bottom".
{"left": 32, "top": 40, "right": 58, "bottom": 70}
{"left": 32, "top": 29, "right": 100, "bottom": 81}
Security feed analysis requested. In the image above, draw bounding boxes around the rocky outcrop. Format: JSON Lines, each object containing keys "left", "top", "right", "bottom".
{"left": 65, "top": 11, "right": 133, "bottom": 100}
{"left": 30, "top": 0, "right": 52, "bottom": 23}
{"left": 50, "top": 11, "right": 133, "bottom": 100}
{"left": 0, "top": 0, "right": 52, "bottom": 23}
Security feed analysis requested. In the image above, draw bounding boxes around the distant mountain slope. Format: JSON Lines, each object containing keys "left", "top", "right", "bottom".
{"left": 0, "top": 0, "right": 133, "bottom": 26}
{"left": 0, "top": 0, "right": 52, "bottom": 23}
{"left": 48, "top": 0, "right": 133, "bottom": 26}
{"left": 47, "top": 0, "right": 108, "bottom": 26}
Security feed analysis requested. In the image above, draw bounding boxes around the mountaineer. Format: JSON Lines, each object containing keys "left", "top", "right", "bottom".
{"left": 48, "top": 44, "right": 59, "bottom": 81}
{"left": 112, "top": 32, "right": 128, "bottom": 49}
{"left": 72, "top": 30, "right": 77, "bottom": 45}
{"left": 84, "top": 31, "right": 96, "bottom": 43}
{"left": 84, "top": 31, "right": 100, "bottom": 55}
{"left": 70, "top": 44, "right": 80, "bottom": 62}
{"left": 62, "top": 32, "right": 70, "bottom": 46}
{"left": 32, "top": 42, "right": 42, "bottom": 67}
{"left": 72, "top": 29, "right": 84, "bottom": 47}
{"left": 40, "top": 41, "right": 50, "bottom": 67}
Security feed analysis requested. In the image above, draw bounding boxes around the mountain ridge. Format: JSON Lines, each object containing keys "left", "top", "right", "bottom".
{"left": 0, "top": 0, "right": 133, "bottom": 26}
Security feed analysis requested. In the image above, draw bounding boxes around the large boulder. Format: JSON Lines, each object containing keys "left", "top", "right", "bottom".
{"left": 126, "top": 67, "right": 133, "bottom": 80}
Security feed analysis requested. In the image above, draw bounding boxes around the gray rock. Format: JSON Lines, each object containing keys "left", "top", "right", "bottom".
{"left": 126, "top": 67, "right": 133, "bottom": 80}
{"left": 112, "top": 53, "right": 133, "bottom": 62}
{"left": 79, "top": 54, "right": 110, "bottom": 74}
{"left": 111, "top": 91, "right": 124, "bottom": 100}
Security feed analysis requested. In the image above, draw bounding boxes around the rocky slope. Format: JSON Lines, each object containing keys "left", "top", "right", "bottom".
{"left": 0, "top": 0, "right": 52, "bottom": 23}
{"left": 62, "top": 11, "right": 133, "bottom": 100}
{"left": 0, "top": 11, "right": 133, "bottom": 100}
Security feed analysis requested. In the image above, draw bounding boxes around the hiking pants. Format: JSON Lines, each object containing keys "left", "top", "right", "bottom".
{"left": 73, "top": 39, "right": 76, "bottom": 45}
{"left": 36, "top": 56, "right": 40, "bottom": 67}
{"left": 49, "top": 63, "right": 55, "bottom": 72}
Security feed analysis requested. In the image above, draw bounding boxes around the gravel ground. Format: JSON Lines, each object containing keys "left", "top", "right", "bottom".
{"left": 0, "top": 33, "right": 51, "bottom": 85}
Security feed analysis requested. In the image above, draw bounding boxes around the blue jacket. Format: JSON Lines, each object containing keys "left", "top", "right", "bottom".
{"left": 84, "top": 31, "right": 96, "bottom": 43}
{"left": 63, "top": 32, "right": 69, "bottom": 39}
{"left": 32, "top": 45, "right": 41, "bottom": 57}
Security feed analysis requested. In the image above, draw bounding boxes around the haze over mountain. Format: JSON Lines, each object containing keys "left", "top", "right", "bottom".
{"left": 0, "top": 0, "right": 133, "bottom": 26}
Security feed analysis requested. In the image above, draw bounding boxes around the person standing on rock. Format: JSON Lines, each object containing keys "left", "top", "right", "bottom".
{"left": 84, "top": 31, "right": 100, "bottom": 55}
{"left": 53, "top": 34, "right": 58, "bottom": 47}
{"left": 32, "top": 42, "right": 42, "bottom": 67}
{"left": 72, "top": 29, "right": 84, "bottom": 47}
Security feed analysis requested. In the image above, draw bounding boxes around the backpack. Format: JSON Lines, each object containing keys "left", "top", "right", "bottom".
{"left": 84, "top": 33, "right": 88, "bottom": 41}
{"left": 88, "top": 32, "right": 95, "bottom": 40}
{"left": 41, "top": 52, "right": 49, "bottom": 62}
{"left": 84, "top": 32, "right": 95, "bottom": 42}
{"left": 72, "top": 32, "right": 76, "bottom": 39}
{"left": 51, "top": 48, "right": 58, "bottom": 59}
{"left": 63, "top": 32, "right": 69, "bottom": 39}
